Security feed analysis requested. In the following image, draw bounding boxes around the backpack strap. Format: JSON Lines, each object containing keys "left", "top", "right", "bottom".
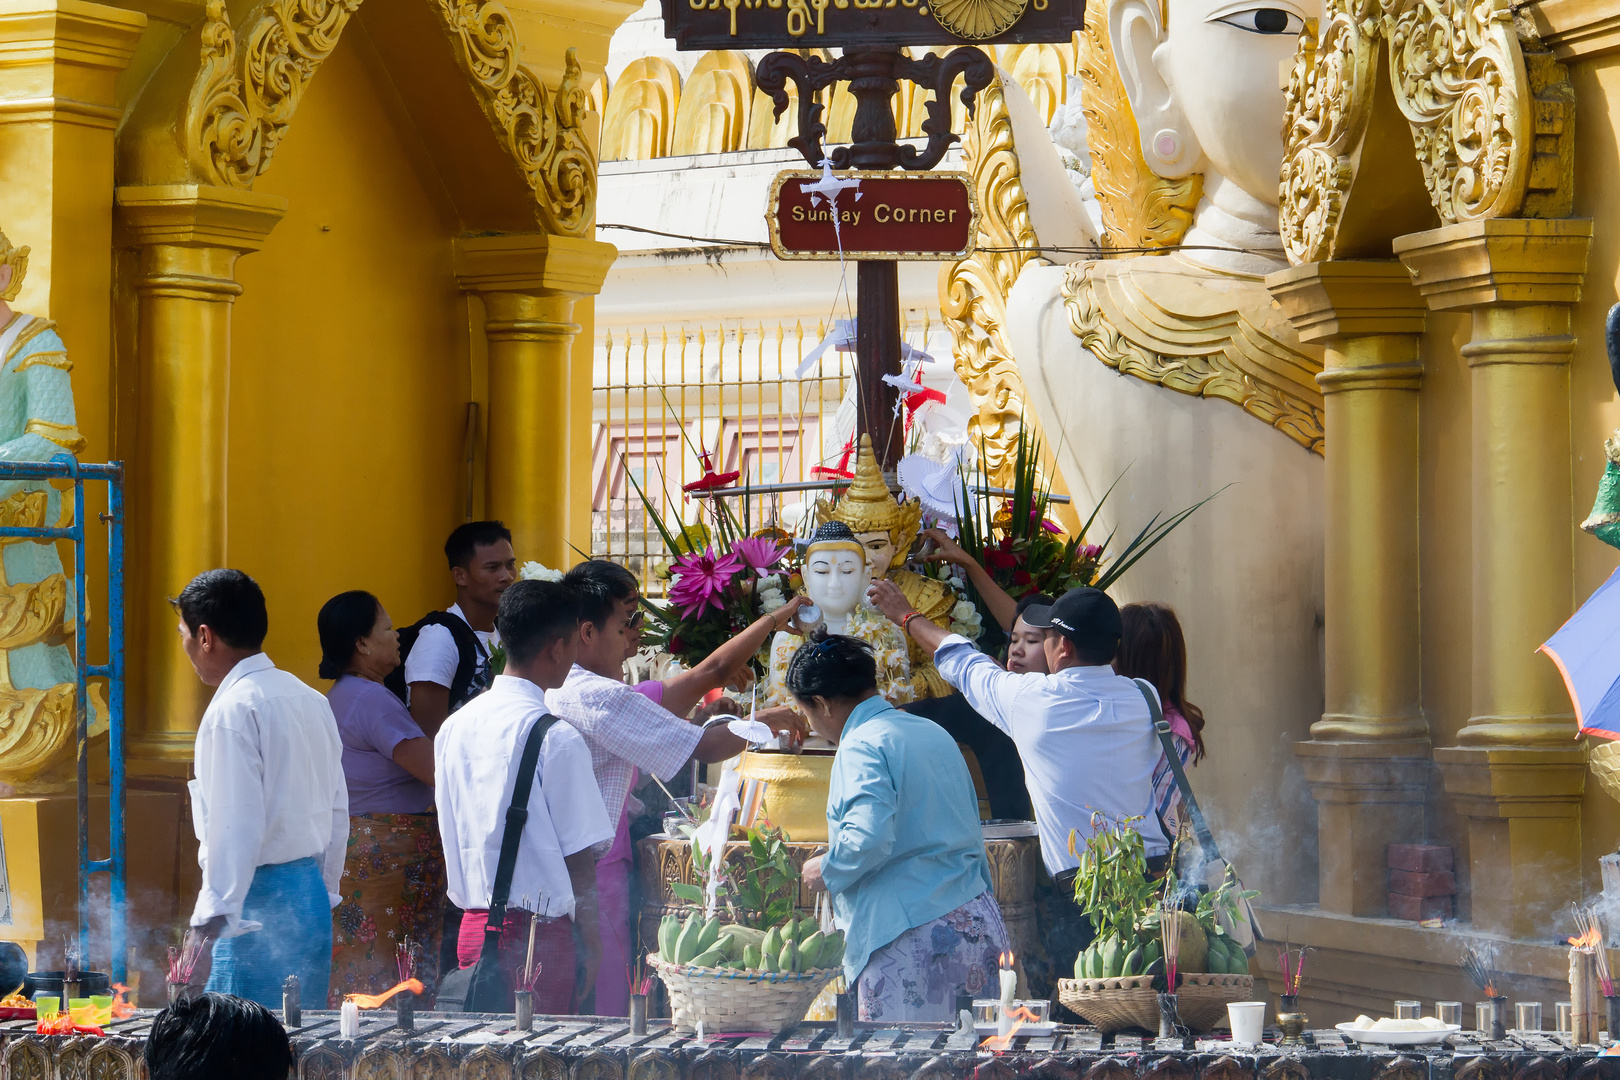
{"left": 384, "top": 611, "right": 489, "bottom": 710}
{"left": 1133, "top": 678, "right": 1221, "bottom": 864}
{"left": 485, "top": 713, "right": 558, "bottom": 935}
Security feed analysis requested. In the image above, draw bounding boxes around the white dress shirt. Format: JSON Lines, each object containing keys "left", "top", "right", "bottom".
{"left": 189, "top": 653, "right": 349, "bottom": 935}
{"left": 934, "top": 635, "right": 1169, "bottom": 873}
{"left": 545, "top": 665, "right": 701, "bottom": 829}
{"left": 436, "top": 674, "right": 614, "bottom": 917}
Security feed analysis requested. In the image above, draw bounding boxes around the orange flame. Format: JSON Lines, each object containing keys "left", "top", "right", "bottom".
{"left": 1571, "top": 927, "right": 1603, "bottom": 949}
{"left": 979, "top": 1008, "right": 1040, "bottom": 1051}
{"left": 110, "top": 984, "right": 135, "bottom": 1019}
{"left": 998, "top": 951, "right": 1015, "bottom": 970}
{"left": 346, "top": 979, "right": 424, "bottom": 1009}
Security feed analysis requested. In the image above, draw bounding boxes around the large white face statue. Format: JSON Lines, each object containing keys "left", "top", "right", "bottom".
{"left": 854, "top": 530, "right": 898, "bottom": 581}
{"left": 803, "top": 544, "right": 870, "bottom": 632}
{"left": 1111, "top": 0, "right": 1311, "bottom": 205}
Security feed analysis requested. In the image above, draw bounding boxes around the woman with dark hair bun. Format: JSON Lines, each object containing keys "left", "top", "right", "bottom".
{"left": 793, "top": 631, "right": 1009, "bottom": 1022}
{"left": 317, "top": 590, "right": 445, "bottom": 1007}
{"left": 144, "top": 992, "right": 292, "bottom": 1080}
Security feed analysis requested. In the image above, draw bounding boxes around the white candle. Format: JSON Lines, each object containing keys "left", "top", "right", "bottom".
{"left": 340, "top": 1000, "right": 359, "bottom": 1039}
{"left": 1000, "top": 966, "right": 1016, "bottom": 1006}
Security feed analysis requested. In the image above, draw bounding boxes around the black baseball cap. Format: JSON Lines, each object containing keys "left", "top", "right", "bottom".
{"left": 1020, "top": 586, "right": 1122, "bottom": 643}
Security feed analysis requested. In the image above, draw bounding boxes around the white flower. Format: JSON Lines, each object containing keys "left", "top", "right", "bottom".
{"left": 758, "top": 585, "right": 787, "bottom": 612}
{"left": 951, "top": 600, "right": 978, "bottom": 623}
{"left": 520, "top": 561, "right": 564, "bottom": 582}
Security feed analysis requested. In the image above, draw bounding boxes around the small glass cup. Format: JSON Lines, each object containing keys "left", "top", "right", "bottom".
{"left": 1516, "top": 1001, "right": 1543, "bottom": 1032}
{"left": 1395, "top": 1000, "right": 1423, "bottom": 1020}
{"left": 1476, "top": 1001, "right": 1494, "bottom": 1032}
{"left": 1557, "top": 1002, "right": 1575, "bottom": 1033}
{"left": 89, "top": 995, "right": 112, "bottom": 1012}
{"left": 67, "top": 998, "right": 90, "bottom": 1012}
{"left": 1438, "top": 1001, "right": 1462, "bottom": 1027}
{"left": 34, "top": 995, "right": 58, "bottom": 1017}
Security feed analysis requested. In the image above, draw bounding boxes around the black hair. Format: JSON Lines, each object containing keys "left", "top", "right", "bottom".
{"left": 1012, "top": 592, "right": 1056, "bottom": 625}
{"left": 497, "top": 578, "right": 582, "bottom": 666}
{"left": 143, "top": 992, "right": 293, "bottom": 1080}
{"left": 445, "top": 520, "right": 513, "bottom": 569}
{"left": 1069, "top": 632, "right": 1120, "bottom": 666}
{"left": 564, "top": 559, "right": 639, "bottom": 628}
{"left": 316, "top": 590, "right": 383, "bottom": 680}
{"left": 784, "top": 630, "right": 878, "bottom": 703}
{"left": 169, "top": 569, "right": 268, "bottom": 652}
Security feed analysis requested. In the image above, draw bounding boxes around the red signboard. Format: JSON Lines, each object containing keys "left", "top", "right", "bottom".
{"left": 768, "top": 171, "right": 977, "bottom": 261}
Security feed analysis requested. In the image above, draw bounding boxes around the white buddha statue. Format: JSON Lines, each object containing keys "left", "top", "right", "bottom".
{"left": 764, "top": 521, "right": 921, "bottom": 711}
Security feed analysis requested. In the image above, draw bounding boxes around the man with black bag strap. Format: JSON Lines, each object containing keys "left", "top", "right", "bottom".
{"left": 436, "top": 579, "right": 613, "bottom": 1013}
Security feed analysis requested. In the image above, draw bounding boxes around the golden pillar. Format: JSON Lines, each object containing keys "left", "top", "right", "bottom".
{"left": 1395, "top": 217, "right": 1592, "bottom": 938}
{"left": 115, "top": 185, "right": 286, "bottom": 775}
{"left": 1268, "top": 261, "right": 1430, "bottom": 917}
{"left": 453, "top": 234, "right": 615, "bottom": 567}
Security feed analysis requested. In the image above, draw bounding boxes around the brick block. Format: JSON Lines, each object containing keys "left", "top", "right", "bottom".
{"left": 1388, "top": 892, "right": 1453, "bottom": 921}
{"left": 1388, "top": 843, "right": 1453, "bottom": 873}
{"left": 1389, "top": 869, "right": 1457, "bottom": 897}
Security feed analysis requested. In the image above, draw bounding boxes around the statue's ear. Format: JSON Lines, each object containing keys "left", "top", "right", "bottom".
{"left": 1109, "top": 0, "right": 1202, "bottom": 177}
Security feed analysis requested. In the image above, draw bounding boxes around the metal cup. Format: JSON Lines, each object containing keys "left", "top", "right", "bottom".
{"left": 835, "top": 990, "right": 855, "bottom": 1039}
{"left": 514, "top": 989, "right": 533, "bottom": 1031}
{"left": 630, "top": 993, "right": 648, "bottom": 1035}
{"left": 1516, "top": 1001, "right": 1543, "bottom": 1032}
{"left": 1395, "top": 1000, "right": 1422, "bottom": 1020}
{"left": 1557, "top": 1002, "right": 1575, "bottom": 1034}
{"left": 1438, "top": 1002, "right": 1462, "bottom": 1027}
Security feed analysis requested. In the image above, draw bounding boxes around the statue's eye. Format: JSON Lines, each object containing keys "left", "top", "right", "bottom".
{"left": 1215, "top": 7, "right": 1303, "bottom": 33}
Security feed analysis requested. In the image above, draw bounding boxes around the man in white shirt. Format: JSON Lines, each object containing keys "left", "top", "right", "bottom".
{"left": 437, "top": 578, "right": 614, "bottom": 1013}
{"left": 399, "top": 520, "right": 515, "bottom": 738}
{"left": 175, "top": 570, "right": 348, "bottom": 1008}
{"left": 868, "top": 581, "right": 1168, "bottom": 972}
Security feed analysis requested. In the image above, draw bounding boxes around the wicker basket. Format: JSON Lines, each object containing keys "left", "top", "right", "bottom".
{"left": 1057, "top": 973, "right": 1254, "bottom": 1034}
{"left": 650, "top": 954, "right": 839, "bottom": 1034}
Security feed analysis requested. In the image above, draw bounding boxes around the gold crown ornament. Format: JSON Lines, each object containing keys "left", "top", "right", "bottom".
{"left": 821, "top": 434, "right": 923, "bottom": 560}
{"left": 0, "top": 231, "right": 29, "bottom": 302}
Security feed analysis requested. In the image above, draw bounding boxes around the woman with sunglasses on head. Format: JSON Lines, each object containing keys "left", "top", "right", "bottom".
{"left": 795, "top": 631, "right": 1009, "bottom": 1022}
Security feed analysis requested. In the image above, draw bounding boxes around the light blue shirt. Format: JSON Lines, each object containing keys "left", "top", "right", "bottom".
{"left": 822, "top": 694, "right": 994, "bottom": 982}
{"left": 934, "top": 634, "right": 1169, "bottom": 875}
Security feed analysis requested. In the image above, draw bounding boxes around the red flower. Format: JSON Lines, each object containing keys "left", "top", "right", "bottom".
{"left": 1012, "top": 570, "right": 1032, "bottom": 586}
{"left": 984, "top": 549, "right": 1018, "bottom": 572}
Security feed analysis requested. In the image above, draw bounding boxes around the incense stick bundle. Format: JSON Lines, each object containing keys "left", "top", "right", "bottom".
{"left": 1572, "top": 945, "right": 1600, "bottom": 1044}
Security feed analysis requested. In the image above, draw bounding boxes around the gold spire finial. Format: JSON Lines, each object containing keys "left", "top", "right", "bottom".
{"left": 0, "top": 231, "right": 29, "bottom": 302}
{"left": 826, "top": 434, "right": 923, "bottom": 559}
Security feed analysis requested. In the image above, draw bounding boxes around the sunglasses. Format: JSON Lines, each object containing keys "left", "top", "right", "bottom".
{"left": 625, "top": 609, "right": 646, "bottom": 631}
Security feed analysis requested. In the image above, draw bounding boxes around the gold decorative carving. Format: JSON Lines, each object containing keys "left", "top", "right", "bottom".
{"left": 930, "top": 0, "right": 1028, "bottom": 40}
{"left": 14, "top": 351, "right": 69, "bottom": 373}
{"left": 939, "top": 74, "right": 1051, "bottom": 488}
{"left": 427, "top": 0, "right": 596, "bottom": 237}
{"left": 671, "top": 51, "right": 753, "bottom": 156}
{"left": 1076, "top": 0, "right": 1199, "bottom": 250}
{"left": 185, "top": 0, "right": 362, "bottom": 189}
{"left": 603, "top": 56, "right": 682, "bottom": 160}
{"left": 1063, "top": 260, "right": 1326, "bottom": 454}
{"left": 25, "top": 418, "right": 86, "bottom": 455}
{"left": 0, "top": 573, "right": 67, "bottom": 651}
{"left": 1278, "top": 0, "right": 1563, "bottom": 263}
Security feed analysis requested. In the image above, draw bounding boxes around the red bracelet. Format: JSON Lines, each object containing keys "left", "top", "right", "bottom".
{"left": 901, "top": 611, "right": 922, "bottom": 634}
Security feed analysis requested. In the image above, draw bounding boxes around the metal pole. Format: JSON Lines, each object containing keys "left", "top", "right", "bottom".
{"left": 107, "top": 464, "right": 126, "bottom": 985}
{"left": 71, "top": 459, "right": 88, "bottom": 974}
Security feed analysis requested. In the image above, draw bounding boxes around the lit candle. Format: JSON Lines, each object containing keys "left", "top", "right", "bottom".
{"left": 340, "top": 1000, "right": 360, "bottom": 1039}
{"left": 998, "top": 953, "right": 1017, "bottom": 1036}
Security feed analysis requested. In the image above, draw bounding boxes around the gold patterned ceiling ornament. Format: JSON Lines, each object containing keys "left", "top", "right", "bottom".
{"left": 185, "top": 0, "right": 362, "bottom": 189}
{"left": 938, "top": 73, "right": 1053, "bottom": 488}
{"left": 0, "top": 683, "right": 78, "bottom": 786}
{"left": 1063, "top": 259, "right": 1326, "bottom": 453}
{"left": 428, "top": 0, "right": 596, "bottom": 237}
{"left": 1277, "top": 0, "right": 1571, "bottom": 264}
{"left": 1074, "top": 0, "right": 1199, "bottom": 250}
{"left": 929, "top": 0, "right": 1029, "bottom": 40}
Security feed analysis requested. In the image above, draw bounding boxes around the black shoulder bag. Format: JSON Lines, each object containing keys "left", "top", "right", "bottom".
{"left": 440, "top": 713, "right": 558, "bottom": 1012}
{"left": 1132, "top": 678, "right": 1263, "bottom": 954}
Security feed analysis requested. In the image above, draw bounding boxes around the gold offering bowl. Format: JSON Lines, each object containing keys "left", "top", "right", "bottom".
{"left": 736, "top": 750, "right": 835, "bottom": 842}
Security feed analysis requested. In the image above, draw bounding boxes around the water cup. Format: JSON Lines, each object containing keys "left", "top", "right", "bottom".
{"left": 34, "top": 995, "right": 58, "bottom": 1017}
{"left": 1227, "top": 1001, "right": 1267, "bottom": 1045}
{"left": 1557, "top": 1002, "right": 1575, "bottom": 1033}
{"left": 67, "top": 998, "right": 90, "bottom": 1011}
{"left": 1395, "top": 1000, "right": 1422, "bottom": 1019}
{"left": 1516, "top": 1001, "right": 1543, "bottom": 1032}
{"left": 89, "top": 995, "right": 112, "bottom": 1012}
{"left": 1438, "top": 1002, "right": 1462, "bottom": 1027}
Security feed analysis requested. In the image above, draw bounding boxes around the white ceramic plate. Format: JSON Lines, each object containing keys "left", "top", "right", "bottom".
{"left": 1335, "top": 1022, "right": 1461, "bottom": 1046}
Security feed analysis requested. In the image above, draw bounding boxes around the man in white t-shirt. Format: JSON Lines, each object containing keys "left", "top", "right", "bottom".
{"left": 436, "top": 578, "right": 613, "bottom": 1013}
{"left": 397, "top": 520, "right": 516, "bottom": 738}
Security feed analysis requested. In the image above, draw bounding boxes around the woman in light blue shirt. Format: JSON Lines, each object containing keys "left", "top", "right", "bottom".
{"left": 797, "top": 633, "right": 1009, "bottom": 1022}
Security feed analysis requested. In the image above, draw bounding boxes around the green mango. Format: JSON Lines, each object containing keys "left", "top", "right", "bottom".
{"left": 1102, "top": 936, "right": 1124, "bottom": 978}
{"left": 674, "top": 915, "right": 703, "bottom": 964}
{"left": 1122, "top": 946, "right": 1144, "bottom": 977}
{"left": 1144, "top": 939, "right": 1163, "bottom": 967}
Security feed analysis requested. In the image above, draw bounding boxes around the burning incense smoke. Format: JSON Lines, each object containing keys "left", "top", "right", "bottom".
{"left": 346, "top": 979, "right": 424, "bottom": 1009}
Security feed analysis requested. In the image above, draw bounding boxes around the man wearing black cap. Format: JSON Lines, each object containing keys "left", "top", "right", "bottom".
{"left": 868, "top": 579, "right": 1170, "bottom": 972}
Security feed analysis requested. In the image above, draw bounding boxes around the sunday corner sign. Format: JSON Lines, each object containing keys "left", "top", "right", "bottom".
{"left": 767, "top": 170, "right": 979, "bottom": 261}
{"left": 660, "top": 0, "right": 1083, "bottom": 50}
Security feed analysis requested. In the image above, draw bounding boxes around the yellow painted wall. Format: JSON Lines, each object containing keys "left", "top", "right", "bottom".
{"left": 227, "top": 37, "right": 475, "bottom": 686}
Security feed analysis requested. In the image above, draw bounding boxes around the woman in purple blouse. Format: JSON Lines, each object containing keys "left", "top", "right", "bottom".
{"left": 317, "top": 590, "right": 444, "bottom": 1006}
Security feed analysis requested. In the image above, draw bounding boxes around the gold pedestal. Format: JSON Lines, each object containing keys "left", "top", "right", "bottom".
{"left": 735, "top": 751, "right": 835, "bottom": 843}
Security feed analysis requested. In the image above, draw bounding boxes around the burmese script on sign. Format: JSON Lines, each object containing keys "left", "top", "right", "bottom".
{"left": 659, "top": 0, "right": 1083, "bottom": 49}
{"left": 768, "top": 172, "right": 977, "bottom": 261}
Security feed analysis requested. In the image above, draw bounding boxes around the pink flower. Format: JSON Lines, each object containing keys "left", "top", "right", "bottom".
{"left": 732, "top": 536, "right": 788, "bottom": 572}
{"left": 1080, "top": 543, "right": 1103, "bottom": 559}
{"left": 667, "top": 547, "right": 745, "bottom": 618}
{"left": 1040, "top": 519, "right": 1064, "bottom": 535}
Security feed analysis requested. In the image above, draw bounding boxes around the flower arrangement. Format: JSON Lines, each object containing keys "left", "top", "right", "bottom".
{"left": 954, "top": 428, "right": 1218, "bottom": 652}
{"left": 623, "top": 470, "right": 800, "bottom": 674}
